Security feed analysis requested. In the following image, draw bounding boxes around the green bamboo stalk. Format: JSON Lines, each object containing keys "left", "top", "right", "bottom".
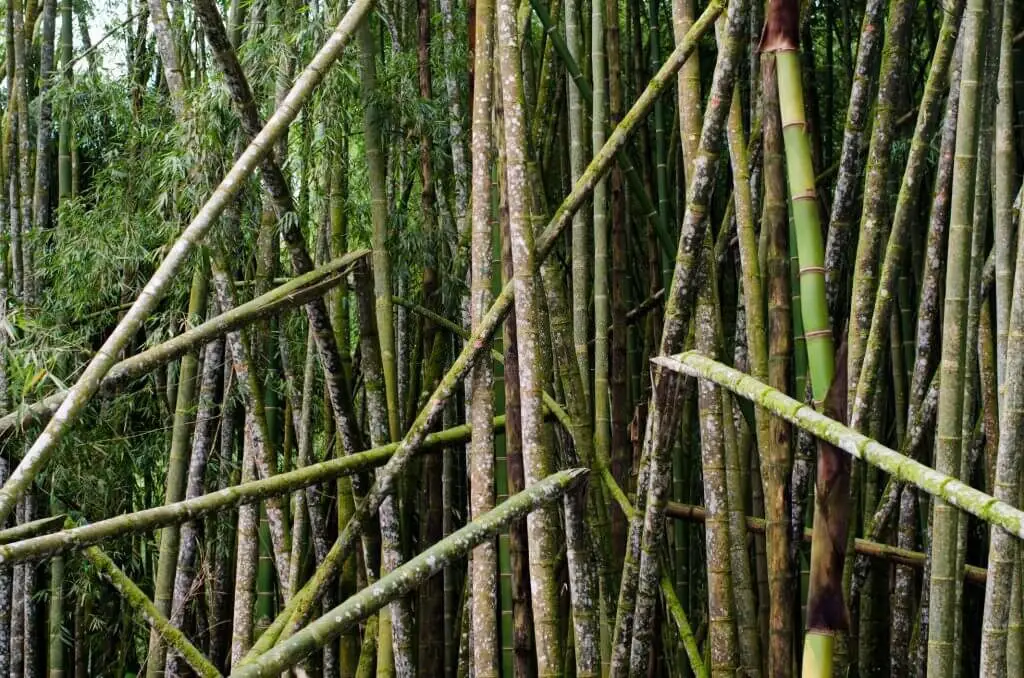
{"left": 658, "top": 352, "right": 1024, "bottom": 537}
{"left": 30, "top": 0, "right": 56, "bottom": 303}
{"left": 762, "top": 4, "right": 846, "bottom": 673}
{"left": 81, "top": 543, "right": 220, "bottom": 678}
{"left": 0, "top": 0, "right": 378, "bottom": 526}
{"left": 650, "top": 0, "right": 671, "bottom": 294}
{"left": 10, "top": 0, "right": 30, "bottom": 304}
{"left": 592, "top": 0, "right": 611, "bottom": 574}
{"left": 927, "top": 0, "right": 988, "bottom": 672}
{"left": 357, "top": 14, "right": 401, "bottom": 446}
{"left": 994, "top": 0, "right": 1016, "bottom": 388}
{"left": 47, "top": 494, "right": 64, "bottom": 678}
{"left": 956, "top": 8, "right": 1002, "bottom": 674}
{"left": 232, "top": 469, "right": 588, "bottom": 678}
{"left": 524, "top": 0, "right": 675, "bottom": 258}
{"left": 565, "top": 0, "right": 592, "bottom": 415}
{"left": 56, "top": 0, "right": 71, "bottom": 225}
{"left": 0, "top": 251, "right": 368, "bottom": 440}
{"left": 724, "top": 74, "right": 768, "bottom": 678}
{"left": 240, "top": 7, "right": 721, "bottom": 661}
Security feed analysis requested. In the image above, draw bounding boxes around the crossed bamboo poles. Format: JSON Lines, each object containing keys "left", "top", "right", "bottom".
{"left": 3, "top": 0, "right": 1018, "bottom": 676}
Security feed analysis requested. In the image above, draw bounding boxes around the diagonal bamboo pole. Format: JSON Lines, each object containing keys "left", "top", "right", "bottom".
{"left": 656, "top": 352, "right": 1024, "bottom": 538}
{"left": 0, "top": 249, "right": 369, "bottom": 438}
{"left": 0, "top": 514, "right": 63, "bottom": 545}
{"left": 230, "top": 469, "right": 589, "bottom": 677}
{"left": 0, "top": 0, "right": 377, "bottom": 525}
{"left": 81, "top": 539, "right": 220, "bottom": 678}
{"left": 240, "top": 4, "right": 724, "bottom": 660}
{"left": 0, "top": 416, "right": 517, "bottom": 565}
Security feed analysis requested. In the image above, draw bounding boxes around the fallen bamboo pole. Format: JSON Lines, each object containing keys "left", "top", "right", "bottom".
{"left": 231, "top": 468, "right": 588, "bottom": 677}
{"left": 0, "top": 514, "right": 65, "bottom": 545}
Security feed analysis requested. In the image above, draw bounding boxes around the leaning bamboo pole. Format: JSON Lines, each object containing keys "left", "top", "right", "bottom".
{"left": 240, "top": 6, "right": 722, "bottom": 660}
{"left": 82, "top": 541, "right": 220, "bottom": 678}
{"left": 0, "top": 417, "right": 515, "bottom": 564}
{"left": 0, "top": 514, "right": 63, "bottom": 545}
{"left": 0, "top": 250, "right": 368, "bottom": 438}
{"left": 656, "top": 352, "right": 1024, "bottom": 537}
{"left": 231, "top": 469, "right": 589, "bottom": 678}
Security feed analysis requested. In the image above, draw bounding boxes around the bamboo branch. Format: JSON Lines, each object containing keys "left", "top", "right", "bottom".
{"left": 663, "top": 502, "right": 987, "bottom": 586}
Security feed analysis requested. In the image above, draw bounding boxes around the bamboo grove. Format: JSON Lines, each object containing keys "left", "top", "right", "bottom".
{"left": 1, "top": 0, "right": 1024, "bottom": 675}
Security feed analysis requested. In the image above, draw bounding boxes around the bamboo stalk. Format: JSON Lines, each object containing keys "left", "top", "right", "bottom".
{"left": 927, "top": 0, "right": 988, "bottom": 672}
{"left": 980, "top": 6, "right": 1023, "bottom": 665}
{"left": 762, "top": 2, "right": 845, "bottom": 672}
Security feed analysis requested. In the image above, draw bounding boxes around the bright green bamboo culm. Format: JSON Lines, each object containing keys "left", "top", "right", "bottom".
{"left": 761, "top": 3, "right": 844, "bottom": 675}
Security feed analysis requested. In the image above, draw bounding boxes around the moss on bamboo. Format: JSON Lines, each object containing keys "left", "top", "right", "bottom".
{"left": 82, "top": 542, "right": 220, "bottom": 677}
